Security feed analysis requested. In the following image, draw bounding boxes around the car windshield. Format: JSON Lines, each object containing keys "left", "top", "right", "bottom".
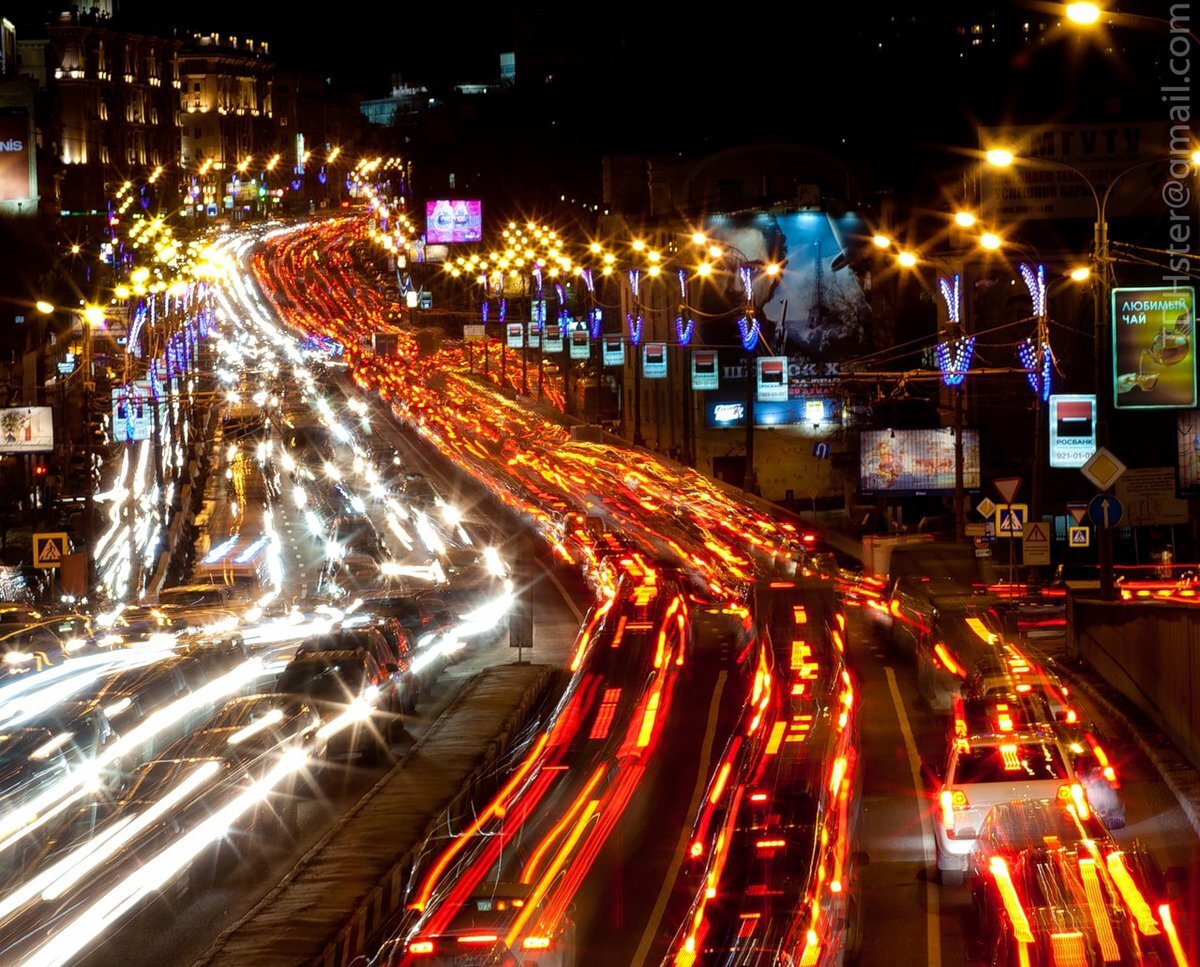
{"left": 953, "top": 742, "right": 1068, "bottom": 784}
{"left": 276, "top": 658, "right": 366, "bottom": 702}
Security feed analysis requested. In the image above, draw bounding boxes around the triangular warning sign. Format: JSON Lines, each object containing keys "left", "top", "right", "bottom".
{"left": 1025, "top": 523, "right": 1048, "bottom": 542}
{"left": 37, "top": 539, "right": 61, "bottom": 563}
{"left": 995, "top": 477, "right": 1023, "bottom": 504}
{"left": 1068, "top": 506, "right": 1087, "bottom": 524}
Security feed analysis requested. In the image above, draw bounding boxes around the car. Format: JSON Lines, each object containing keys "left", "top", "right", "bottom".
{"left": 274, "top": 650, "right": 404, "bottom": 759}
{"left": 968, "top": 799, "right": 1186, "bottom": 965}
{"left": 933, "top": 725, "right": 1080, "bottom": 884}
{"left": 156, "top": 584, "right": 236, "bottom": 609}
{"left": 388, "top": 882, "right": 575, "bottom": 966}
{"left": 295, "top": 626, "right": 417, "bottom": 712}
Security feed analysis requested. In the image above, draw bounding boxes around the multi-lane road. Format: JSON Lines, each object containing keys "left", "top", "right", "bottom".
{"left": 0, "top": 214, "right": 1193, "bottom": 967}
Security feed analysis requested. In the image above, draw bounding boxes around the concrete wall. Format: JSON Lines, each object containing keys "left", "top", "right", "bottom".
{"left": 1070, "top": 594, "right": 1200, "bottom": 771}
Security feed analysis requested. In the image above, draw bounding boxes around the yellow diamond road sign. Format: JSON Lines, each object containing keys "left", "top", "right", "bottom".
{"left": 1081, "top": 446, "right": 1127, "bottom": 491}
{"left": 32, "top": 532, "right": 68, "bottom": 569}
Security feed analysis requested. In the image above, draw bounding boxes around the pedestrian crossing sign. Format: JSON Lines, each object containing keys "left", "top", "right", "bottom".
{"left": 995, "top": 504, "right": 1028, "bottom": 537}
{"left": 32, "top": 532, "right": 68, "bottom": 569}
{"left": 1069, "top": 525, "right": 1090, "bottom": 548}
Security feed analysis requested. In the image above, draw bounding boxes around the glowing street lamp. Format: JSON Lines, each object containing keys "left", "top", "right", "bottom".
{"left": 896, "top": 250, "right": 918, "bottom": 268}
{"left": 1065, "top": 2, "right": 1102, "bottom": 25}
{"left": 985, "top": 148, "right": 1015, "bottom": 168}
{"left": 872, "top": 234, "right": 892, "bottom": 249}
{"left": 979, "top": 232, "right": 1003, "bottom": 251}
{"left": 954, "top": 211, "right": 977, "bottom": 228}
{"left": 1069, "top": 266, "right": 1091, "bottom": 282}
{"left": 36, "top": 301, "right": 53, "bottom": 315}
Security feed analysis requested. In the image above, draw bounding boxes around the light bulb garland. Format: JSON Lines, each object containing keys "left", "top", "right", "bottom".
{"left": 935, "top": 333, "right": 975, "bottom": 387}
{"left": 1018, "top": 338, "right": 1052, "bottom": 401}
{"left": 675, "top": 269, "right": 695, "bottom": 345}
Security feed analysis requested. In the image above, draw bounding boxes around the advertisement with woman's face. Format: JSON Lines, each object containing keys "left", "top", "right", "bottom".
{"left": 702, "top": 211, "right": 871, "bottom": 364}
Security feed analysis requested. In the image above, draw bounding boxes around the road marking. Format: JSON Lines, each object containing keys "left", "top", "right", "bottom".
{"left": 885, "top": 666, "right": 942, "bottom": 967}
{"left": 536, "top": 559, "right": 584, "bottom": 623}
{"left": 633, "top": 669, "right": 729, "bottom": 965}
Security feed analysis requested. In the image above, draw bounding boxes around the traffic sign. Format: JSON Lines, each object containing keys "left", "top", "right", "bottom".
{"left": 965, "top": 522, "right": 987, "bottom": 537}
{"left": 1088, "top": 494, "right": 1125, "bottom": 529}
{"left": 1022, "top": 521, "right": 1051, "bottom": 566}
{"left": 995, "top": 503, "right": 1028, "bottom": 537}
{"left": 812, "top": 441, "right": 830, "bottom": 459}
{"left": 975, "top": 497, "right": 997, "bottom": 519}
{"left": 32, "top": 532, "right": 68, "bottom": 569}
{"left": 994, "top": 477, "right": 1023, "bottom": 504}
{"left": 1067, "top": 503, "right": 1088, "bottom": 525}
{"left": 1069, "top": 525, "right": 1091, "bottom": 548}
{"left": 1081, "top": 447, "right": 1127, "bottom": 491}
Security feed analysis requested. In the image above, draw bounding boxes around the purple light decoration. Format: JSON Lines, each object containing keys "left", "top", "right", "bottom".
{"left": 626, "top": 269, "right": 643, "bottom": 344}
{"left": 555, "top": 283, "right": 565, "bottom": 306}
{"left": 499, "top": 299, "right": 507, "bottom": 324}
{"left": 738, "top": 315, "right": 761, "bottom": 352}
{"left": 318, "top": 166, "right": 327, "bottom": 186}
{"left": 582, "top": 269, "right": 594, "bottom": 294}
{"left": 291, "top": 178, "right": 302, "bottom": 191}
{"left": 589, "top": 307, "right": 602, "bottom": 339}
{"left": 1018, "top": 338, "right": 1052, "bottom": 401}
{"left": 481, "top": 301, "right": 489, "bottom": 324}
{"left": 739, "top": 265, "right": 754, "bottom": 302}
{"left": 935, "top": 335, "right": 975, "bottom": 386}
{"left": 936, "top": 274, "right": 961, "bottom": 324}
{"left": 128, "top": 300, "right": 147, "bottom": 357}
{"left": 1019, "top": 263, "right": 1046, "bottom": 317}
{"left": 675, "top": 270, "right": 694, "bottom": 345}
{"left": 533, "top": 267, "right": 542, "bottom": 295}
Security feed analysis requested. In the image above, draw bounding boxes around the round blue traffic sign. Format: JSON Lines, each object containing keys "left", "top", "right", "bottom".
{"left": 1087, "top": 494, "right": 1124, "bottom": 529}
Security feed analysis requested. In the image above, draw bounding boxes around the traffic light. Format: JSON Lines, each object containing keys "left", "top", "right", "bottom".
{"left": 33, "top": 463, "right": 47, "bottom": 479}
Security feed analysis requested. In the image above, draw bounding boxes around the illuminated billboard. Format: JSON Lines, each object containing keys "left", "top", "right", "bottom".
{"left": 691, "top": 351, "right": 719, "bottom": 390}
{"left": 859, "top": 428, "right": 980, "bottom": 496}
{"left": 602, "top": 335, "right": 625, "bottom": 367}
{"left": 0, "top": 407, "right": 53, "bottom": 452}
{"left": 112, "top": 382, "right": 158, "bottom": 443}
{"left": 705, "top": 397, "right": 841, "bottom": 429}
{"left": 0, "top": 111, "right": 31, "bottom": 204}
{"left": 543, "top": 322, "right": 563, "bottom": 353}
{"left": 1112, "top": 286, "right": 1196, "bottom": 409}
{"left": 425, "top": 199, "right": 483, "bottom": 243}
{"left": 569, "top": 325, "right": 590, "bottom": 359}
{"left": 643, "top": 342, "right": 667, "bottom": 378}
{"left": 506, "top": 323, "right": 523, "bottom": 349}
{"left": 756, "top": 356, "right": 788, "bottom": 401}
{"left": 1048, "top": 394, "right": 1096, "bottom": 468}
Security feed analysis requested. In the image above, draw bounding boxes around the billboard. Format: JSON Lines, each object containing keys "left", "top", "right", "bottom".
{"left": 569, "top": 325, "right": 590, "bottom": 360}
{"left": 543, "top": 322, "right": 563, "bottom": 353}
{"left": 702, "top": 211, "right": 870, "bottom": 364}
{"left": 506, "top": 323, "right": 524, "bottom": 349}
{"left": 980, "top": 122, "right": 1166, "bottom": 222}
{"left": 1112, "top": 286, "right": 1196, "bottom": 409}
{"left": 1048, "top": 394, "right": 1097, "bottom": 468}
{"left": 859, "top": 428, "right": 981, "bottom": 496}
{"left": 643, "top": 342, "right": 667, "bottom": 379}
{"left": 757, "top": 356, "right": 788, "bottom": 401}
{"left": 1179, "top": 410, "right": 1200, "bottom": 495}
{"left": 691, "top": 351, "right": 719, "bottom": 390}
{"left": 0, "top": 111, "right": 31, "bottom": 203}
{"left": 705, "top": 398, "right": 841, "bottom": 429}
{"left": 425, "top": 199, "right": 482, "bottom": 243}
{"left": 0, "top": 407, "right": 53, "bottom": 452}
{"left": 526, "top": 322, "right": 541, "bottom": 350}
{"left": 602, "top": 335, "right": 625, "bottom": 367}
{"left": 112, "top": 382, "right": 158, "bottom": 443}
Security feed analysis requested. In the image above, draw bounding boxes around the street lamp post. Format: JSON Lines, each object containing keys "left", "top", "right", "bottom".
{"left": 984, "top": 149, "right": 1177, "bottom": 599}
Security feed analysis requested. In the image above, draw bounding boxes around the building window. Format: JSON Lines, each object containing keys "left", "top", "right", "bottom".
{"left": 192, "top": 82, "right": 200, "bottom": 93}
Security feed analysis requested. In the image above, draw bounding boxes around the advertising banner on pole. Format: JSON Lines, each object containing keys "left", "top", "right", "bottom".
{"left": 506, "top": 323, "right": 524, "bottom": 349}
{"left": 757, "top": 356, "right": 789, "bottom": 401}
{"left": 569, "top": 325, "right": 590, "bottom": 360}
{"left": 526, "top": 322, "right": 541, "bottom": 350}
{"left": 602, "top": 335, "right": 625, "bottom": 367}
{"left": 1048, "top": 394, "right": 1096, "bottom": 467}
{"left": 643, "top": 342, "right": 667, "bottom": 379}
{"left": 1112, "top": 286, "right": 1196, "bottom": 409}
{"left": 691, "top": 350, "right": 719, "bottom": 390}
{"left": 543, "top": 322, "right": 563, "bottom": 353}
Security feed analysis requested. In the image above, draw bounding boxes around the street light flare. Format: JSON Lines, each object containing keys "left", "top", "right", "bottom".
{"left": 986, "top": 148, "right": 1015, "bottom": 167}
{"left": 979, "top": 232, "right": 1003, "bottom": 251}
{"left": 1065, "top": 2, "right": 1102, "bottom": 25}
{"left": 1069, "top": 266, "right": 1091, "bottom": 282}
{"left": 896, "top": 250, "right": 918, "bottom": 268}
{"left": 954, "top": 211, "right": 977, "bottom": 228}
{"left": 872, "top": 234, "right": 892, "bottom": 249}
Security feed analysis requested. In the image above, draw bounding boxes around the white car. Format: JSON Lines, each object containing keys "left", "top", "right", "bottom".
{"left": 933, "top": 728, "right": 1082, "bottom": 884}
